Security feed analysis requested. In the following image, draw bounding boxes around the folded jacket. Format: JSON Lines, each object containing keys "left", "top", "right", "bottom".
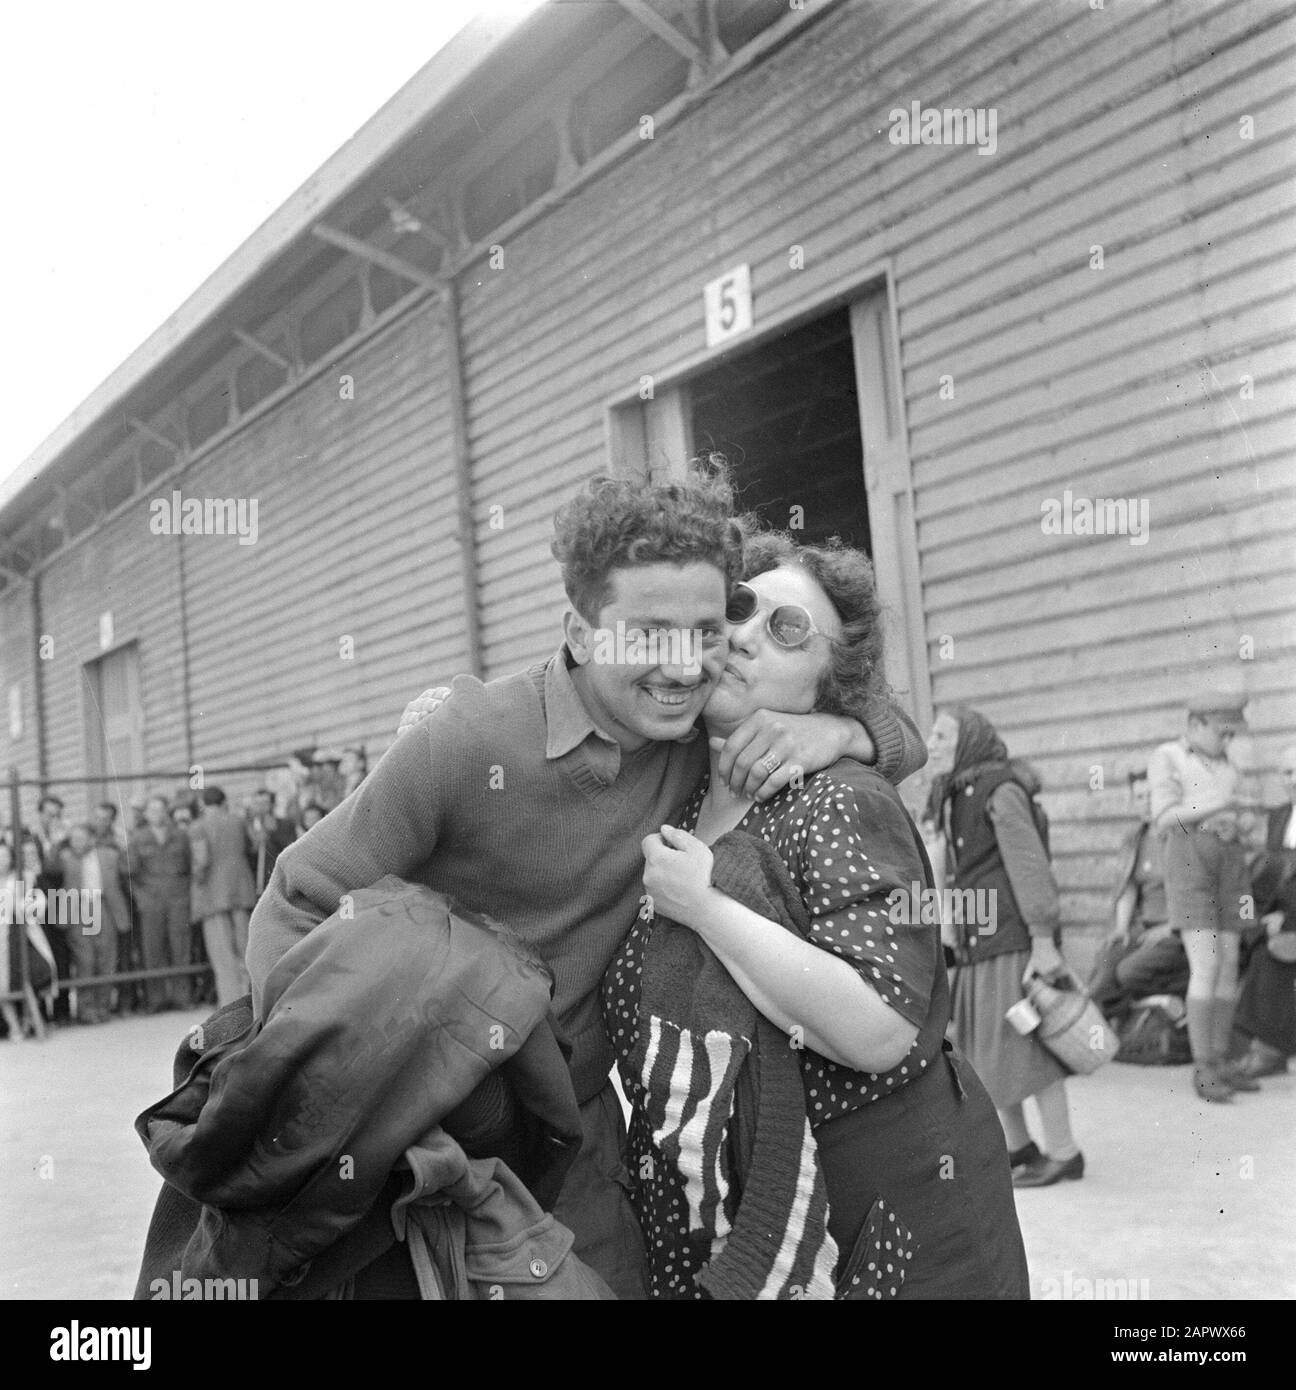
{"left": 135, "top": 876, "right": 585, "bottom": 1295}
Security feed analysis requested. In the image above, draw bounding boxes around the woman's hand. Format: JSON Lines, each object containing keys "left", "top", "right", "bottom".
{"left": 714, "top": 710, "right": 860, "bottom": 801}
{"left": 641, "top": 824, "right": 716, "bottom": 928}
{"left": 1023, "top": 937, "right": 1065, "bottom": 985}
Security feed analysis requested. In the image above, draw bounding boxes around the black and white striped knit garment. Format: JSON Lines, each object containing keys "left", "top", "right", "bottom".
{"left": 628, "top": 830, "right": 839, "bottom": 1300}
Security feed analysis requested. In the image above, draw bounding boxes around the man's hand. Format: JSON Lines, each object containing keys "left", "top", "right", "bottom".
{"left": 1262, "top": 911, "right": 1286, "bottom": 937}
{"left": 713, "top": 710, "right": 857, "bottom": 801}
{"left": 642, "top": 824, "right": 717, "bottom": 928}
{"left": 1023, "top": 937, "right": 1066, "bottom": 985}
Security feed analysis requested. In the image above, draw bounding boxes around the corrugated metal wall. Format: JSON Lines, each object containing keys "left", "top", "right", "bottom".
{"left": 25, "top": 297, "right": 462, "bottom": 816}
{"left": 897, "top": 0, "right": 1296, "bottom": 926}
{"left": 179, "top": 300, "right": 461, "bottom": 789}
{"left": 455, "top": 0, "right": 1296, "bottom": 932}
{"left": 37, "top": 510, "right": 188, "bottom": 821}
{"left": 0, "top": 585, "right": 42, "bottom": 820}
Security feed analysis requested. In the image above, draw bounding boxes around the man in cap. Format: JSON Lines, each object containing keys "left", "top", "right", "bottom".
{"left": 1148, "top": 688, "right": 1258, "bottom": 1102}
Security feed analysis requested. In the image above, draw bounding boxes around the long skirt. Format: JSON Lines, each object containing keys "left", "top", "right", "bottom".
{"left": 948, "top": 949, "right": 1067, "bottom": 1109}
{"left": 815, "top": 1040, "right": 1030, "bottom": 1299}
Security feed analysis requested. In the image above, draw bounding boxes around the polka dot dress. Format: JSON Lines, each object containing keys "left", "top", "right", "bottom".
{"left": 603, "top": 766, "right": 950, "bottom": 1297}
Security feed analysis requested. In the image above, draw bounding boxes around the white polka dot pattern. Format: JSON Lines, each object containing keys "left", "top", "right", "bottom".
{"left": 602, "top": 767, "right": 949, "bottom": 1297}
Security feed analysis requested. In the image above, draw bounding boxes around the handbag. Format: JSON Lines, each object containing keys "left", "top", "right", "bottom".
{"left": 1024, "top": 968, "right": 1119, "bottom": 1076}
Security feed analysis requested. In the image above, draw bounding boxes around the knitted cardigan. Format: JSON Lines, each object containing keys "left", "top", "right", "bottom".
{"left": 628, "top": 830, "right": 839, "bottom": 1300}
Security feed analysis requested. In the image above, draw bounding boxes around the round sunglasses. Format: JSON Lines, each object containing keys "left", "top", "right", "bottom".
{"left": 725, "top": 583, "right": 827, "bottom": 649}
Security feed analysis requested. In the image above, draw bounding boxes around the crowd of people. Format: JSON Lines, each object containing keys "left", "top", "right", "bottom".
{"left": 0, "top": 746, "right": 367, "bottom": 1037}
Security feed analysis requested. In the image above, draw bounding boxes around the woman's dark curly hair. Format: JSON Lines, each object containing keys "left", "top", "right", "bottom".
{"left": 740, "top": 524, "right": 891, "bottom": 720}
{"left": 551, "top": 460, "right": 744, "bottom": 620}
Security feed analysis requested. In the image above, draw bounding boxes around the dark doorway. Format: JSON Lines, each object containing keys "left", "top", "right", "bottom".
{"left": 689, "top": 307, "right": 870, "bottom": 552}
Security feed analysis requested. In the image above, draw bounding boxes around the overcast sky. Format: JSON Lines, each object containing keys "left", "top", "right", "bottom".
{"left": 1, "top": 1, "right": 537, "bottom": 487}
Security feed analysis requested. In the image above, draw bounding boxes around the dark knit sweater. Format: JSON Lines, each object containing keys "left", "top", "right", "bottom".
{"left": 247, "top": 649, "right": 927, "bottom": 1101}
{"left": 248, "top": 653, "right": 704, "bottom": 1099}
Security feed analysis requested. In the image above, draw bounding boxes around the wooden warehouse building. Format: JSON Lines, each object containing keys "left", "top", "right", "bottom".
{"left": 1, "top": 0, "right": 1294, "bottom": 945}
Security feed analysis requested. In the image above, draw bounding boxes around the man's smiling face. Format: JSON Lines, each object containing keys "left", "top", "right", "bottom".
{"left": 565, "top": 561, "right": 728, "bottom": 750}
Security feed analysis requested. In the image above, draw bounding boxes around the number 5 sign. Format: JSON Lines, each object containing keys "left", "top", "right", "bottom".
{"left": 703, "top": 263, "right": 752, "bottom": 347}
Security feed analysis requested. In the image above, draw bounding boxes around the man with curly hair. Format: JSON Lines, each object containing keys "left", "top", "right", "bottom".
{"left": 247, "top": 464, "right": 925, "bottom": 1297}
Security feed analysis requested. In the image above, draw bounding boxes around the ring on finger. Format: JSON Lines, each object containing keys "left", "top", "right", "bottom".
{"left": 760, "top": 752, "right": 783, "bottom": 775}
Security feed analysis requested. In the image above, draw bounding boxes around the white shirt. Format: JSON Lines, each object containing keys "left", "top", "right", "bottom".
{"left": 1148, "top": 737, "right": 1240, "bottom": 828}
{"left": 79, "top": 850, "right": 104, "bottom": 934}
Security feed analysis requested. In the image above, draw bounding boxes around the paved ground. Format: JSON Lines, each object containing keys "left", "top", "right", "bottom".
{"left": 2, "top": 1010, "right": 1293, "bottom": 1300}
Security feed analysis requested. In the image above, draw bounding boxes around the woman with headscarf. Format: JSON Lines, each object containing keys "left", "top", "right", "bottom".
{"left": 925, "top": 706, "right": 1084, "bottom": 1189}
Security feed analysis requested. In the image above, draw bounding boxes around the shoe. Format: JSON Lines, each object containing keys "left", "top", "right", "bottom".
{"left": 1238, "top": 1046, "right": 1288, "bottom": 1080}
{"left": 1013, "top": 1151, "right": 1085, "bottom": 1188}
{"left": 1192, "top": 1062, "right": 1233, "bottom": 1103}
{"left": 1007, "top": 1141, "right": 1041, "bottom": 1170}
{"left": 1218, "top": 1060, "right": 1260, "bottom": 1092}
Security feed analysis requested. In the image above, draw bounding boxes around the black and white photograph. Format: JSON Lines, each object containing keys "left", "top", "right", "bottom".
{"left": 1, "top": 0, "right": 1293, "bottom": 1351}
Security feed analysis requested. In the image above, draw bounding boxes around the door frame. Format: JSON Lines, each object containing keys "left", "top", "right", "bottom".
{"left": 602, "top": 262, "right": 931, "bottom": 732}
{"left": 82, "top": 640, "right": 145, "bottom": 815}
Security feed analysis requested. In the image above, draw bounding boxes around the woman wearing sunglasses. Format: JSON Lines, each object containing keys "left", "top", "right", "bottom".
{"left": 603, "top": 531, "right": 1029, "bottom": 1299}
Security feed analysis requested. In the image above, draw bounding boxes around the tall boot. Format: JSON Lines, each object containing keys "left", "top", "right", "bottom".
{"left": 1213, "top": 995, "right": 1258, "bottom": 1091}
{"left": 1187, "top": 996, "right": 1232, "bottom": 1102}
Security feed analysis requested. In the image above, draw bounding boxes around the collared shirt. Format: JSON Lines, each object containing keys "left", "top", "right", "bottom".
{"left": 542, "top": 648, "right": 626, "bottom": 779}
{"left": 1148, "top": 737, "right": 1241, "bottom": 827}
{"left": 543, "top": 645, "right": 700, "bottom": 781}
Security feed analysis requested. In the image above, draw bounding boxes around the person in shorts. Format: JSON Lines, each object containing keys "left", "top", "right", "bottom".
{"left": 1148, "top": 691, "right": 1257, "bottom": 1102}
